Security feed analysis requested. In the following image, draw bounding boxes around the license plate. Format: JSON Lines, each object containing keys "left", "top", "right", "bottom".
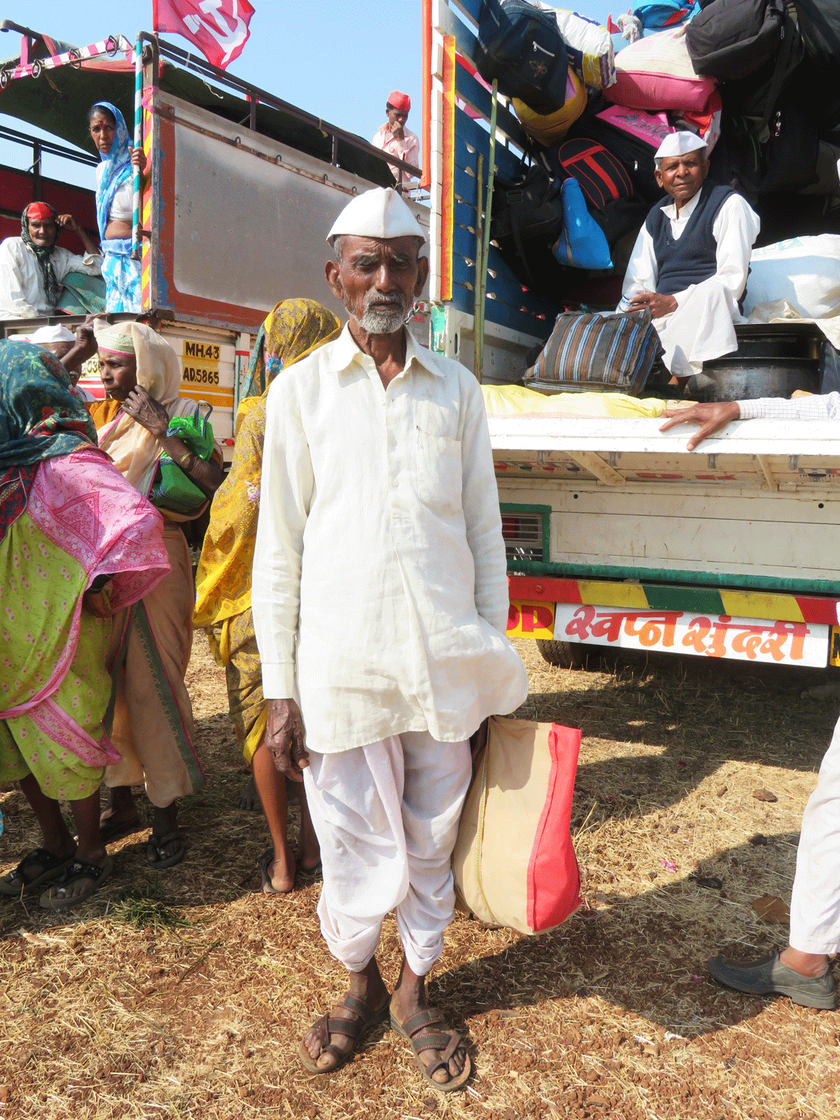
{"left": 552, "top": 604, "right": 828, "bottom": 667}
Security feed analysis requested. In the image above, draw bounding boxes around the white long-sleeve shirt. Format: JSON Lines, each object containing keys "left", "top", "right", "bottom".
{"left": 622, "top": 190, "right": 760, "bottom": 306}
{"left": 0, "top": 237, "right": 102, "bottom": 319}
{"left": 739, "top": 393, "right": 840, "bottom": 421}
{"left": 252, "top": 324, "right": 528, "bottom": 753}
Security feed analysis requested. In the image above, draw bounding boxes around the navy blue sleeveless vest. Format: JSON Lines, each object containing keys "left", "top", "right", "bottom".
{"left": 646, "top": 182, "right": 734, "bottom": 296}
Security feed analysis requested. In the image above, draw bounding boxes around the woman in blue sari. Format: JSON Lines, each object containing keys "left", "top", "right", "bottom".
{"left": 88, "top": 102, "right": 145, "bottom": 313}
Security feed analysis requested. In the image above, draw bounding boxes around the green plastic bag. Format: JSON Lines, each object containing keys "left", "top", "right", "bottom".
{"left": 150, "top": 409, "right": 215, "bottom": 514}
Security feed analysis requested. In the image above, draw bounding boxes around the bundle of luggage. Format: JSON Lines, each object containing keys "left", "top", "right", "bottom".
{"left": 476, "top": 0, "right": 840, "bottom": 303}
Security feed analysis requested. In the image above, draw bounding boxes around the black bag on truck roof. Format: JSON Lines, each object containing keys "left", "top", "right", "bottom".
{"left": 717, "top": 4, "right": 805, "bottom": 140}
{"left": 686, "top": 0, "right": 786, "bottom": 80}
{"left": 475, "top": 0, "right": 570, "bottom": 115}
{"left": 792, "top": 0, "right": 840, "bottom": 128}
{"left": 793, "top": 0, "right": 840, "bottom": 66}
{"left": 490, "top": 160, "right": 567, "bottom": 294}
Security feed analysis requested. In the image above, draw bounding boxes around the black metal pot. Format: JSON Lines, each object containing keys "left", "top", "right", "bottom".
{"left": 688, "top": 323, "right": 822, "bottom": 402}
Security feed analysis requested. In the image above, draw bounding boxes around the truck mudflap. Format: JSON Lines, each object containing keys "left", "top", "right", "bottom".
{"left": 507, "top": 575, "right": 840, "bottom": 669}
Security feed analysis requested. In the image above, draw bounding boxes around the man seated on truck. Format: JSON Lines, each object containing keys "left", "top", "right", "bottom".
{"left": 619, "top": 132, "right": 760, "bottom": 385}
{"left": 0, "top": 202, "right": 102, "bottom": 320}
{"left": 371, "top": 90, "right": 420, "bottom": 187}
{"left": 659, "top": 394, "right": 839, "bottom": 1010}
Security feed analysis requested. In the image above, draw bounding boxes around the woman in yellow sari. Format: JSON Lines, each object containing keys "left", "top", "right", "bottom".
{"left": 194, "top": 298, "right": 340, "bottom": 893}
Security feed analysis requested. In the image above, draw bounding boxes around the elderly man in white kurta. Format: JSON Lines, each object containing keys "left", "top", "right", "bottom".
{"left": 252, "top": 187, "right": 528, "bottom": 1092}
{"left": 620, "top": 131, "right": 760, "bottom": 382}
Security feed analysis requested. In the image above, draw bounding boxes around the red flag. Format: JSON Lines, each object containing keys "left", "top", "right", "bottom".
{"left": 152, "top": 0, "right": 255, "bottom": 70}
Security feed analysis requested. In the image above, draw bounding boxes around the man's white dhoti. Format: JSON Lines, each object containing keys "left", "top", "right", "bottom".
{"left": 303, "top": 732, "right": 472, "bottom": 976}
{"left": 652, "top": 277, "right": 741, "bottom": 379}
{"left": 789, "top": 711, "right": 840, "bottom": 955}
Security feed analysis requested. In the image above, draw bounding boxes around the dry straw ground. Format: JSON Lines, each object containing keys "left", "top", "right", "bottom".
{"left": 2, "top": 636, "right": 839, "bottom": 1119}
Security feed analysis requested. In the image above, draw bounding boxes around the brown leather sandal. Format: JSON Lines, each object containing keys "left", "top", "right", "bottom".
{"left": 298, "top": 992, "right": 389, "bottom": 1075}
{"left": 389, "top": 1006, "right": 472, "bottom": 1092}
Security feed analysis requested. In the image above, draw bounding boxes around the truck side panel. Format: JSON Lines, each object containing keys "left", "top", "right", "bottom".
{"left": 152, "top": 94, "right": 431, "bottom": 332}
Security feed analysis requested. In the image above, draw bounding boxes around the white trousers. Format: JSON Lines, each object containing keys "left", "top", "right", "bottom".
{"left": 655, "top": 277, "right": 739, "bottom": 378}
{"left": 303, "top": 731, "right": 472, "bottom": 976}
{"left": 789, "top": 712, "right": 840, "bottom": 954}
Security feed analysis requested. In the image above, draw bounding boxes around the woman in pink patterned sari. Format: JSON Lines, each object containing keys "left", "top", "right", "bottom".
{"left": 0, "top": 340, "right": 169, "bottom": 910}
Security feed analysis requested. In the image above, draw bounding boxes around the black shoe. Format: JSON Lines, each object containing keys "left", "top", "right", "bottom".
{"left": 707, "top": 950, "right": 837, "bottom": 1010}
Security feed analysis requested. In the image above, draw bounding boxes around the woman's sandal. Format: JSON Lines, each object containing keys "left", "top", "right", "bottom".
{"left": 390, "top": 1007, "right": 472, "bottom": 1093}
{"left": 38, "top": 856, "right": 114, "bottom": 911}
{"left": 299, "top": 993, "right": 389, "bottom": 1075}
{"left": 259, "top": 847, "right": 293, "bottom": 895}
{"left": 0, "top": 847, "right": 76, "bottom": 897}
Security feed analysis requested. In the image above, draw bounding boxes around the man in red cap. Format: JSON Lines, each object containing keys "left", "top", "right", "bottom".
{"left": 0, "top": 201, "right": 101, "bottom": 319}
{"left": 371, "top": 90, "right": 420, "bottom": 187}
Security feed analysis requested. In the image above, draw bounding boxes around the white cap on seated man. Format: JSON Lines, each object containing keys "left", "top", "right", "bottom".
{"left": 252, "top": 186, "right": 527, "bottom": 1092}
{"left": 619, "top": 130, "right": 761, "bottom": 384}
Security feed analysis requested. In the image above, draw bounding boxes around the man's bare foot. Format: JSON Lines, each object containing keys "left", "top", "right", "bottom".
{"left": 301, "top": 960, "right": 390, "bottom": 1072}
{"left": 389, "top": 958, "right": 469, "bottom": 1087}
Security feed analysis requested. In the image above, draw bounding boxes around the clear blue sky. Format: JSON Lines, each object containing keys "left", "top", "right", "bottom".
{"left": 0, "top": 0, "right": 616, "bottom": 186}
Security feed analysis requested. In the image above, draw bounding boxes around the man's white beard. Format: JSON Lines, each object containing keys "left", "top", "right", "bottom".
{"left": 357, "top": 294, "right": 408, "bottom": 334}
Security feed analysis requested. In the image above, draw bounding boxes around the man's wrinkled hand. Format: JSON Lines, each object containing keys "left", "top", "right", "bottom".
{"left": 627, "top": 291, "right": 678, "bottom": 319}
{"left": 265, "top": 698, "right": 309, "bottom": 781}
{"left": 660, "top": 400, "right": 741, "bottom": 450}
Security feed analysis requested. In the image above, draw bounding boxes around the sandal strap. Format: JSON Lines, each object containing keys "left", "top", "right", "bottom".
{"left": 315, "top": 994, "right": 385, "bottom": 1047}
{"left": 408, "top": 1029, "right": 461, "bottom": 1056}
{"left": 400, "top": 1007, "right": 450, "bottom": 1038}
{"left": 441, "top": 1030, "right": 464, "bottom": 1064}
{"left": 325, "top": 1015, "right": 366, "bottom": 1041}
{"left": 337, "top": 992, "right": 381, "bottom": 1021}
{"left": 11, "top": 847, "right": 67, "bottom": 884}
{"left": 397, "top": 1006, "right": 466, "bottom": 1071}
{"left": 53, "top": 859, "right": 109, "bottom": 889}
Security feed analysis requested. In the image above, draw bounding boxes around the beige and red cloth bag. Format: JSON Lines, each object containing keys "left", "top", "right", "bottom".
{"left": 452, "top": 716, "right": 581, "bottom": 935}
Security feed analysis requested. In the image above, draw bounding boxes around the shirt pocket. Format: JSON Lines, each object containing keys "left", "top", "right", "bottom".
{"left": 414, "top": 426, "right": 462, "bottom": 515}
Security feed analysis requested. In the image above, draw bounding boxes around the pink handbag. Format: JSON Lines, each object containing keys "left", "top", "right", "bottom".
{"left": 452, "top": 717, "right": 582, "bottom": 935}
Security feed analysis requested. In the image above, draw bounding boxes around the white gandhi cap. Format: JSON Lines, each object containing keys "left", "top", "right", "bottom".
{"left": 30, "top": 324, "right": 76, "bottom": 344}
{"left": 654, "top": 131, "right": 707, "bottom": 160}
{"left": 327, "top": 187, "right": 426, "bottom": 245}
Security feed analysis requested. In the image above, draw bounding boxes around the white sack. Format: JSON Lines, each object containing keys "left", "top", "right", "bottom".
{"left": 744, "top": 235, "right": 840, "bottom": 321}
